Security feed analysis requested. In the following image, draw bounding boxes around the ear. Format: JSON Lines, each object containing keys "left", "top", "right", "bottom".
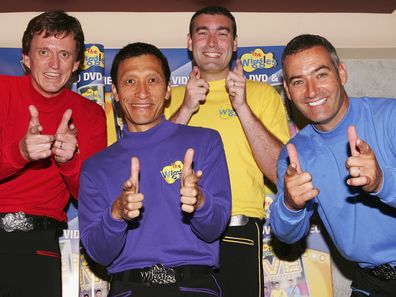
{"left": 111, "top": 84, "right": 119, "bottom": 102}
{"left": 338, "top": 62, "right": 348, "bottom": 86}
{"left": 22, "top": 54, "right": 31, "bottom": 69}
{"left": 233, "top": 35, "right": 238, "bottom": 52}
{"left": 283, "top": 79, "right": 292, "bottom": 101}
{"left": 72, "top": 60, "right": 80, "bottom": 72}
{"left": 164, "top": 83, "right": 171, "bottom": 101}
{"left": 187, "top": 33, "right": 193, "bottom": 52}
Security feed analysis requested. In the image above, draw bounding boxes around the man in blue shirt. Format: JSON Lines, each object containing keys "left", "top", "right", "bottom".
{"left": 270, "top": 34, "right": 396, "bottom": 297}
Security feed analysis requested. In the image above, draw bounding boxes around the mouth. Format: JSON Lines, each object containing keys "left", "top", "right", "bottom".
{"left": 44, "top": 72, "right": 61, "bottom": 79}
{"left": 202, "top": 51, "right": 222, "bottom": 58}
{"left": 307, "top": 97, "right": 327, "bottom": 107}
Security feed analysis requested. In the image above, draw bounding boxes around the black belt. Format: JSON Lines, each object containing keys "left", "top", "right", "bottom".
{"left": 0, "top": 212, "right": 67, "bottom": 232}
{"left": 112, "top": 264, "right": 212, "bottom": 286}
{"left": 364, "top": 264, "right": 396, "bottom": 280}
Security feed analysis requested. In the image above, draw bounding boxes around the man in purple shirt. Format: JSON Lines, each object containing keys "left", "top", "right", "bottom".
{"left": 78, "top": 42, "right": 231, "bottom": 297}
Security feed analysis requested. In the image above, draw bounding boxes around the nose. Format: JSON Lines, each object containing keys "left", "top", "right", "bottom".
{"left": 136, "top": 82, "right": 149, "bottom": 99}
{"left": 49, "top": 54, "right": 60, "bottom": 69}
{"left": 305, "top": 79, "right": 318, "bottom": 98}
{"left": 208, "top": 33, "right": 217, "bottom": 47}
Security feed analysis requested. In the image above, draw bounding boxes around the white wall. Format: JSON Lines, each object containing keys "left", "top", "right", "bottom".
{"left": 1, "top": 11, "right": 396, "bottom": 55}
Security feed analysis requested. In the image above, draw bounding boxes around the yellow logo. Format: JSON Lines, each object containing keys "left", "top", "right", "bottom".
{"left": 80, "top": 45, "right": 104, "bottom": 70}
{"left": 160, "top": 160, "right": 183, "bottom": 184}
{"left": 219, "top": 105, "right": 237, "bottom": 119}
{"left": 240, "top": 49, "right": 277, "bottom": 73}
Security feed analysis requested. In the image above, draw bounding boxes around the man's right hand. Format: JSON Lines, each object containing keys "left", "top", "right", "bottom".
{"left": 181, "top": 66, "right": 209, "bottom": 115}
{"left": 19, "top": 105, "right": 55, "bottom": 161}
{"left": 111, "top": 157, "right": 144, "bottom": 220}
{"left": 284, "top": 144, "right": 319, "bottom": 210}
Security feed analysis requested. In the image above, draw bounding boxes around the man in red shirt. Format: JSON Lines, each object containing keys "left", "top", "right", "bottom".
{"left": 0, "top": 10, "right": 107, "bottom": 297}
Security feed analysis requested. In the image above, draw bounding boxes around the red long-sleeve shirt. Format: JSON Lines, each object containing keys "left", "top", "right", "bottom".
{"left": 0, "top": 75, "right": 107, "bottom": 221}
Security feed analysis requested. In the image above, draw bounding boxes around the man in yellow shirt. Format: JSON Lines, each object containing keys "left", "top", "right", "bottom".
{"left": 165, "top": 6, "right": 290, "bottom": 297}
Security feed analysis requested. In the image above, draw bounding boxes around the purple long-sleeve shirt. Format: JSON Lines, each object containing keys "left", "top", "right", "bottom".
{"left": 79, "top": 118, "right": 231, "bottom": 274}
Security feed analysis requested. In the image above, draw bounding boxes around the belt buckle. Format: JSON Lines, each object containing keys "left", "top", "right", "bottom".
{"left": 2, "top": 212, "right": 34, "bottom": 232}
{"left": 140, "top": 264, "right": 176, "bottom": 286}
{"left": 228, "top": 215, "right": 249, "bottom": 226}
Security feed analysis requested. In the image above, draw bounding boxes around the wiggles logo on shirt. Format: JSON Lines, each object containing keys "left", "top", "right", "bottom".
{"left": 160, "top": 161, "right": 183, "bottom": 184}
{"left": 218, "top": 104, "right": 237, "bottom": 119}
{"left": 80, "top": 45, "right": 105, "bottom": 70}
{"left": 240, "top": 48, "right": 277, "bottom": 73}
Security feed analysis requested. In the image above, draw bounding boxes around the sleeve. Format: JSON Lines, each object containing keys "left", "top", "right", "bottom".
{"left": 371, "top": 104, "right": 396, "bottom": 207}
{"left": 269, "top": 146, "right": 313, "bottom": 244}
{"left": 0, "top": 78, "right": 30, "bottom": 180}
{"left": 78, "top": 165, "right": 128, "bottom": 266}
{"left": 59, "top": 106, "right": 107, "bottom": 198}
{"left": 0, "top": 135, "right": 30, "bottom": 180}
{"left": 189, "top": 131, "right": 231, "bottom": 243}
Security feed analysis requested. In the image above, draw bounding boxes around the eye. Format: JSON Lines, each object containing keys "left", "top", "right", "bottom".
{"left": 196, "top": 30, "right": 207, "bottom": 36}
{"left": 148, "top": 77, "right": 158, "bottom": 84}
{"left": 39, "top": 49, "right": 48, "bottom": 56}
{"left": 291, "top": 79, "right": 303, "bottom": 87}
{"left": 59, "top": 51, "right": 71, "bottom": 59}
{"left": 126, "top": 79, "right": 135, "bottom": 85}
{"left": 317, "top": 72, "right": 328, "bottom": 79}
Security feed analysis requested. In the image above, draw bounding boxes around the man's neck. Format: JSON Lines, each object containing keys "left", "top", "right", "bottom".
{"left": 200, "top": 69, "right": 230, "bottom": 82}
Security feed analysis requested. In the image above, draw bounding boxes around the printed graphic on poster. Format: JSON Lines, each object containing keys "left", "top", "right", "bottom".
{"left": 77, "top": 44, "right": 105, "bottom": 109}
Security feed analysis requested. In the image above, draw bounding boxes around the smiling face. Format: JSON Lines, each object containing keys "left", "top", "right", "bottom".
{"left": 112, "top": 54, "right": 171, "bottom": 132}
{"left": 22, "top": 32, "right": 80, "bottom": 98}
{"left": 283, "top": 46, "right": 349, "bottom": 132}
{"left": 188, "top": 14, "right": 237, "bottom": 81}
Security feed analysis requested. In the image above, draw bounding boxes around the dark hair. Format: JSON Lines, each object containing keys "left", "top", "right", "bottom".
{"left": 110, "top": 42, "right": 171, "bottom": 88}
{"left": 22, "top": 10, "right": 85, "bottom": 64}
{"left": 282, "top": 34, "right": 340, "bottom": 72}
{"left": 189, "top": 6, "right": 237, "bottom": 39}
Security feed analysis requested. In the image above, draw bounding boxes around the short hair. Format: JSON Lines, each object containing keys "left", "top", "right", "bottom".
{"left": 110, "top": 42, "right": 171, "bottom": 88}
{"left": 189, "top": 6, "right": 237, "bottom": 39}
{"left": 22, "top": 10, "right": 85, "bottom": 65}
{"left": 282, "top": 34, "right": 340, "bottom": 72}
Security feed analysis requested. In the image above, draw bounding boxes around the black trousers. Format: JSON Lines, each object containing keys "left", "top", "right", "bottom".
{"left": 215, "top": 218, "right": 264, "bottom": 297}
{"left": 351, "top": 265, "right": 396, "bottom": 297}
{"left": 0, "top": 229, "right": 62, "bottom": 297}
{"left": 109, "top": 272, "right": 221, "bottom": 297}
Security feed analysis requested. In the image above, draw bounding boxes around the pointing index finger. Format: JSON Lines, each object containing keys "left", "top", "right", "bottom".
{"left": 56, "top": 109, "right": 73, "bottom": 134}
{"left": 287, "top": 143, "right": 302, "bottom": 174}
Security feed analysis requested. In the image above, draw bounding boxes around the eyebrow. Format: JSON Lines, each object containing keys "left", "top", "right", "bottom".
{"left": 287, "top": 65, "right": 331, "bottom": 83}
{"left": 195, "top": 26, "right": 231, "bottom": 33}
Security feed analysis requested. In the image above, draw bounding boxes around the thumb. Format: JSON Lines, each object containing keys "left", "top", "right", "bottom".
{"left": 28, "top": 105, "right": 42, "bottom": 134}
{"left": 348, "top": 125, "right": 359, "bottom": 156}
{"left": 129, "top": 157, "right": 140, "bottom": 193}
{"left": 287, "top": 143, "right": 302, "bottom": 174}
{"left": 56, "top": 109, "right": 73, "bottom": 134}
{"left": 189, "top": 66, "right": 200, "bottom": 80}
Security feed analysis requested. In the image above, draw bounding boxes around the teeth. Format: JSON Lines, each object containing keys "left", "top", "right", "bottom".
{"left": 203, "top": 52, "right": 221, "bottom": 58}
{"left": 45, "top": 73, "right": 60, "bottom": 77}
{"left": 308, "top": 98, "right": 326, "bottom": 106}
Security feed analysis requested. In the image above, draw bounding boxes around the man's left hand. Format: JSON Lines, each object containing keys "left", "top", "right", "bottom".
{"left": 52, "top": 109, "right": 78, "bottom": 163}
{"left": 346, "top": 125, "right": 383, "bottom": 192}
{"left": 180, "top": 148, "right": 203, "bottom": 213}
{"left": 225, "top": 59, "right": 247, "bottom": 111}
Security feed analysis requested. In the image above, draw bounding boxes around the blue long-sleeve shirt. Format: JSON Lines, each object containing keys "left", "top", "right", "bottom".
{"left": 79, "top": 118, "right": 231, "bottom": 274}
{"left": 270, "top": 97, "right": 396, "bottom": 268}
